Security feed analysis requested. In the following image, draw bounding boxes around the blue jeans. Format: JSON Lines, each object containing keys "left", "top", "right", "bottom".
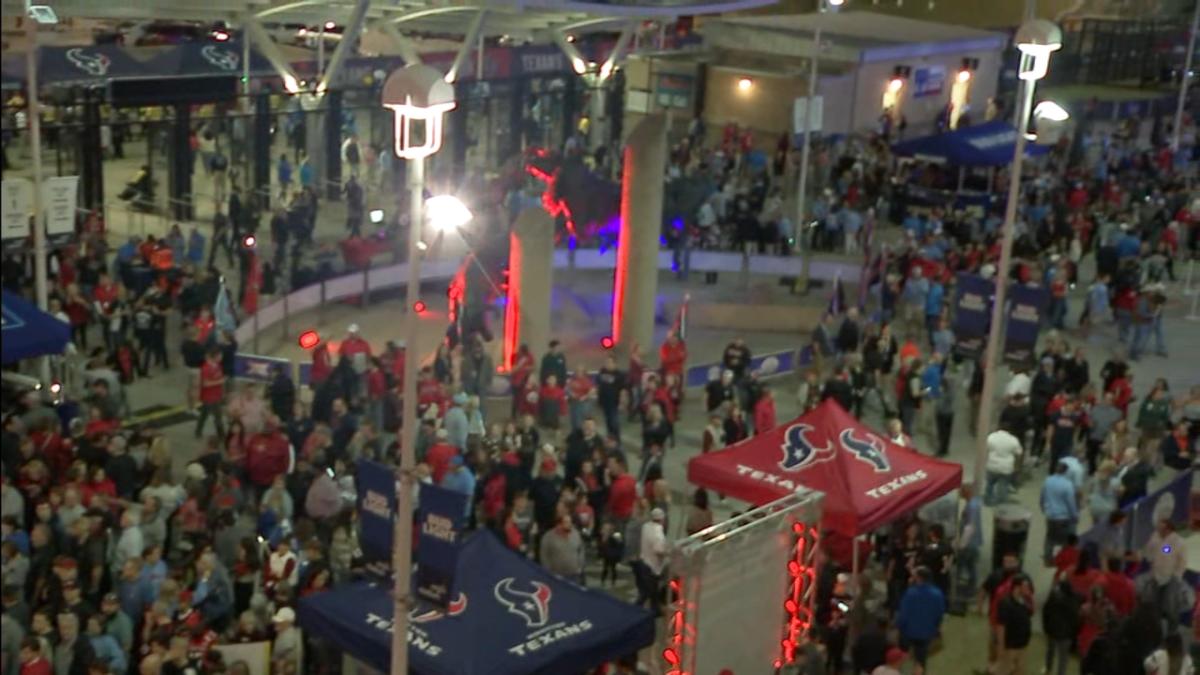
{"left": 956, "top": 545, "right": 979, "bottom": 595}
{"left": 1116, "top": 309, "right": 1132, "bottom": 343}
{"left": 1131, "top": 323, "right": 1151, "bottom": 359}
{"left": 568, "top": 400, "right": 592, "bottom": 432}
{"left": 985, "top": 471, "right": 1013, "bottom": 505}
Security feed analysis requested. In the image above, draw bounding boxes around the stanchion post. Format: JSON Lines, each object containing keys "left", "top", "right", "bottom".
{"left": 281, "top": 292, "right": 290, "bottom": 350}
{"left": 252, "top": 311, "right": 260, "bottom": 354}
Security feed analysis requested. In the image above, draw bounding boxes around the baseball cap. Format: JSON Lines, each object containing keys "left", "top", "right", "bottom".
{"left": 273, "top": 607, "right": 296, "bottom": 624}
{"left": 650, "top": 508, "right": 665, "bottom": 522}
{"left": 348, "top": 323, "right": 360, "bottom": 334}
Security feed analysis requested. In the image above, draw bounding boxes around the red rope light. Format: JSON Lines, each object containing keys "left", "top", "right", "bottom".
{"left": 779, "top": 522, "right": 819, "bottom": 666}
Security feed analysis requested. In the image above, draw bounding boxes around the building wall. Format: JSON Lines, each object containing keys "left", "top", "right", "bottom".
{"left": 845, "top": 46, "right": 1003, "bottom": 136}
{"left": 702, "top": 69, "right": 805, "bottom": 146}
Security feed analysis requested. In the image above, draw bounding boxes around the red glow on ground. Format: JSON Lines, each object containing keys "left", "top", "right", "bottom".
{"left": 298, "top": 331, "right": 320, "bottom": 350}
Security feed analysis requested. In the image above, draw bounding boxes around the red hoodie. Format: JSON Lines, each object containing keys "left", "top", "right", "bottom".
{"left": 245, "top": 430, "right": 290, "bottom": 487}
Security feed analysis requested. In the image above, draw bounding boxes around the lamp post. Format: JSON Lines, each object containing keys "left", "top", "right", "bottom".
{"left": 971, "top": 19, "right": 1064, "bottom": 491}
{"left": 381, "top": 64, "right": 457, "bottom": 675}
{"left": 794, "top": 0, "right": 843, "bottom": 290}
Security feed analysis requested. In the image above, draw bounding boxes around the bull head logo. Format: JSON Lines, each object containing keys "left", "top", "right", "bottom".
{"left": 778, "top": 423, "right": 834, "bottom": 472}
{"left": 200, "top": 45, "right": 240, "bottom": 72}
{"left": 839, "top": 429, "right": 890, "bottom": 473}
{"left": 410, "top": 592, "right": 467, "bottom": 624}
{"left": 493, "top": 578, "right": 552, "bottom": 628}
{"left": 66, "top": 49, "right": 111, "bottom": 76}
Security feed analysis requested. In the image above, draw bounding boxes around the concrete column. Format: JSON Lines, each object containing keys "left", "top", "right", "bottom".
{"left": 587, "top": 85, "right": 608, "bottom": 151}
{"left": 505, "top": 207, "right": 554, "bottom": 369}
{"left": 613, "top": 113, "right": 666, "bottom": 358}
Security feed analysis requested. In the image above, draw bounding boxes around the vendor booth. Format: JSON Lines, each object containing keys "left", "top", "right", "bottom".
{"left": 297, "top": 531, "right": 654, "bottom": 675}
{"left": 687, "top": 399, "right": 963, "bottom": 537}
{"left": 1, "top": 290, "right": 71, "bottom": 365}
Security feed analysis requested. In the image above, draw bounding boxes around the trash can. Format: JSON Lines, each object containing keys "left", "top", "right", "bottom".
{"left": 992, "top": 504, "right": 1032, "bottom": 570}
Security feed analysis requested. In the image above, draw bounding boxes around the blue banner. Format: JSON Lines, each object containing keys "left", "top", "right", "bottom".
{"left": 952, "top": 273, "right": 992, "bottom": 360}
{"left": 417, "top": 484, "right": 469, "bottom": 608}
{"left": 356, "top": 460, "right": 397, "bottom": 562}
{"left": 1080, "top": 469, "right": 1193, "bottom": 554}
{"left": 684, "top": 349, "right": 797, "bottom": 388}
{"left": 234, "top": 353, "right": 291, "bottom": 382}
{"left": 1003, "top": 284, "right": 1049, "bottom": 367}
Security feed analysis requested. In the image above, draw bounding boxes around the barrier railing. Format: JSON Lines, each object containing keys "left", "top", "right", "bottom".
{"left": 233, "top": 249, "right": 861, "bottom": 355}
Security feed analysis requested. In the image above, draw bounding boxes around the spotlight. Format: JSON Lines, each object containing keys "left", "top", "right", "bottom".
{"left": 600, "top": 336, "right": 614, "bottom": 349}
{"left": 956, "top": 69, "right": 972, "bottom": 83}
{"left": 298, "top": 330, "right": 320, "bottom": 349}
{"left": 737, "top": 77, "right": 753, "bottom": 91}
{"left": 242, "top": 234, "right": 257, "bottom": 248}
{"left": 324, "top": 21, "right": 336, "bottom": 30}
{"left": 413, "top": 300, "right": 427, "bottom": 313}
{"left": 369, "top": 209, "right": 384, "bottom": 224}
{"left": 888, "top": 78, "right": 904, "bottom": 93}
{"left": 49, "top": 381, "right": 62, "bottom": 394}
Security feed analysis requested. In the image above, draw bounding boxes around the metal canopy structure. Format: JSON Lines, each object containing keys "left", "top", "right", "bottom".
{"left": 1, "top": 0, "right": 781, "bottom": 39}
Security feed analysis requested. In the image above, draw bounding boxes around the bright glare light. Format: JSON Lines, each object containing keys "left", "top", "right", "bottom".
{"left": 1033, "top": 100, "right": 1070, "bottom": 122}
{"left": 571, "top": 57, "right": 587, "bottom": 75}
{"left": 416, "top": 241, "right": 429, "bottom": 252}
{"left": 425, "top": 195, "right": 473, "bottom": 232}
{"left": 956, "top": 69, "right": 972, "bottom": 83}
{"left": 888, "top": 78, "right": 904, "bottom": 92}
{"left": 737, "top": 77, "right": 753, "bottom": 91}
{"left": 324, "top": 21, "right": 336, "bottom": 30}
{"left": 828, "top": 0, "right": 846, "bottom": 6}
{"left": 369, "top": 209, "right": 384, "bottom": 224}
{"left": 297, "top": 27, "right": 308, "bottom": 37}
{"left": 566, "top": 34, "right": 577, "bottom": 43}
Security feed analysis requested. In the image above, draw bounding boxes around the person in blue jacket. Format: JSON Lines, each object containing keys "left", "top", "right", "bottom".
{"left": 896, "top": 566, "right": 946, "bottom": 674}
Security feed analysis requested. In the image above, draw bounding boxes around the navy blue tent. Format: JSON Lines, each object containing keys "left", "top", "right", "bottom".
{"left": 891, "top": 121, "right": 1050, "bottom": 167}
{"left": 298, "top": 532, "right": 655, "bottom": 675}
{"left": 144, "top": 42, "right": 275, "bottom": 78}
{"left": 1, "top": 290, "right": 70, "bottom": 364}
{"left": 34, "top": 46, "right": 151, "bottom": 85}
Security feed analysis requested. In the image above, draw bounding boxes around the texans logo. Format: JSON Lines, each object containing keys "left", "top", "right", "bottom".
{"left": 410, "top": 592, "right": 467, "bottom": 624}
{"left": 778, "top": 423, "right": 834, "bottom": 472}
{"left": 493, "top": 578, "right": 552, "bottom": 628}
{"left": 200, "top": 45, "right": 240, "bottom": 71}
{"left": 839, "top": 429, "right": 890, "bottom": 473}
{"left": 66, "top": 49, "right": 111, "bottom": 76}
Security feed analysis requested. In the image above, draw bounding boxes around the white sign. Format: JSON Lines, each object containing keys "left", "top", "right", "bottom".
{"left": 212, "top": 641, "right": 271, "bottom": 675}
{"left": 42, "top": 176, "right": 79, "bottom": 236}
{"left": 792, "top": 95, "right": 824, "bottom": 134}
{"left": 1, "top": 178, "right": 33, "bottom": 240}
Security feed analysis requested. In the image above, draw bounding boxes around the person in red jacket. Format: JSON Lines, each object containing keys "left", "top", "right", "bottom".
{"left": 1101, "top": 557, "right": 1135, "bottom": 616}
{"left": 340, "top": 323, "right": 373, "bottom": 368}
{"left": 417, "top": 367, "right": 447, "bottom": 418}
{"left": 245, "top": 420, "right": 292, "bottom": 489}
{"left": 310, "top": 342, "right": 332, "bottom": 387}
{"left": 1107, "top": 372, "right": 1134, "bottom": 416}
{"left": 659, "top": 332, "right": 688, "bottom": 378}
{"left": 538, "top": 375, "right": 568, "bottom": 430}
{"left": 753, "top": 387, "right": 777, "bottom": 434}
{"left": 425, "top": 429, "right": 459, "bottom": 484}
{"left": 605, "top": 455, "right": 637, "bottom": 524}
{"left": 18, "top": 638, "right": 52, "bottom": 675}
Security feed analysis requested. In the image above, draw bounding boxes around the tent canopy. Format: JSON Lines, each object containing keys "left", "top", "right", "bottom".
{"left": 891, "top": 120, "right": 1050, "bottom": 167}
{"left": 298, "top": 531, "right": 654, "bottom": 675}
{"left": 1, "top": 290, "right": 70, "bottom": 365}
{"left": 687, "top": 399, "right": 962, "bottom": 536}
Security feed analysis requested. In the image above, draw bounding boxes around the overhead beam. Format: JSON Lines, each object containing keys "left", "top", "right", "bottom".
{"left": 444, "top": 9, "right": 487, "bottom": 83}
{"left": 317, "top": 0, "right": 373, "bottom": 95}
{"left": 388, "top": 6, "right": 481, "bottom": 26}
{"left": 599, "top": 20, "right": 636, "bottom": 81}
{"left": 244, "top": 17, "right": 303, "bottom": 93}
{"left": 255, "top": 0, "right": 324, "bottom": 19}
{"left": 374, "top": 21, "right": 422, "bottom": 65}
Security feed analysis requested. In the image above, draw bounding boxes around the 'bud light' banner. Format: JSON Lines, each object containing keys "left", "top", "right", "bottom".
{"left": 356, "top": 460, "right": 397, "bottom": 562}
{"left": 952, "top": 274, "right": 992, "bottom": 360}
{"left": 1003, "top": 284, "right": 1049, "bottom": 367}
{"left": 416, "top": 484, "right": 468, "bottom": 608}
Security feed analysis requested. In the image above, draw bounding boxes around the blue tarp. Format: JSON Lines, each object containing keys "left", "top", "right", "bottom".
{"left": 297, "top": 531, "right": 654, "bottom": 675}
{"left": 891, "top": 121, "right": 1051, "bottom": 167}
{"left": 1, "top": 290, "right": 70, "bottom": 364}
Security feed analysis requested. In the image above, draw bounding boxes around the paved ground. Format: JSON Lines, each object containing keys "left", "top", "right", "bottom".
{"left": 9, "top": 134, "right": 1200, "bottom": 673}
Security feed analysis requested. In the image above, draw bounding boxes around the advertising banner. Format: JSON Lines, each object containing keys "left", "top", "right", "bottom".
{"left": 233, "top": 353, "right": 290, "bottom": 382}
{"left": 913, "top": 66, "right": 946, "bottom": 98}
{"left": 357, "top": 460, "right": 398, "bottom": 562}
{"left": 1003, "top": 284, "right": 1048, "bottom": 367}
{"left": 952, "top": 273, "right": 992, "bottom": 359}
{"left": 416, "top": 484, "right": 468, "bottom": 608}
{"left": 42, "top": 176, "right": 79, "bottom": 237}
{"left": 1, "top": 178, "right": 33, "bottom": 240}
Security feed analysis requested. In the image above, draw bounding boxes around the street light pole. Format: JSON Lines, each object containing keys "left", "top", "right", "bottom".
{"left": 25, "top": 13, "right": 50, "bottom": 384}
{"left": 1172, "top": 0, "right": 1199, "bottom": 154}
{"left": 970, "top": 57, "right": 1038, "bottom": 491}
{"left": 794, "top": 23, "right": 820, "bottom": 285}
{"left": 390, "top": 154, "right": 424, "bottom": 675}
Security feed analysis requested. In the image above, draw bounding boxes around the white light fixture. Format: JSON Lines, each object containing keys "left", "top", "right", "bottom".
{"left": 956, "top": 69, "right": 972, "bottom": 83}
{"left": 369, "top": 209, "right": 385, "bottom": 224}
{"left": 425, "top": 195, "right": 473, "bottom": 233}
{"left": 1033, "top": 100, "right": 1069, "bottom": 122}
{"left": 571, "top": 57, "right": 587, "bottom": 75}
{"left": 27, "top": 5, "right": 58, "bottom": 24}
{"left": 737, "top": 77, "right": 753, "bottom": 91}
{"left": 887, "top": 78, "right": 904, "bottom": 92}
{"left": 382, "top": 65, "right": 457, "bottom": 159}
{"left": 828, "top": 0, "right": 846, "bottom": 6}
{"left": 324, "top": 21, "right": 337, "bottom": 30}
{"left": 1015, "top": 19, "right": 1063, "bottom": 81}
{"left": 1032, "top": 100, "right": 1070, "bottom": 144}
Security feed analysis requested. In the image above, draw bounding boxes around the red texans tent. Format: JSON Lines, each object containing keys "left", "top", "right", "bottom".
{"left": 687, "top": 399, "right": 962, "bottom": 537}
